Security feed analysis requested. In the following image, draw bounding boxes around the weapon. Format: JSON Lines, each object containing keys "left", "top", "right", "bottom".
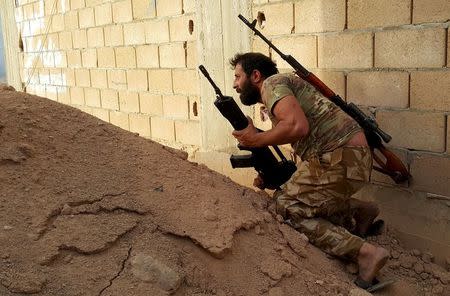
{"left": 199, "top": 65, "right": 296, "bottom": 189}
{"left": 238, "top": 14, "right": 410, "bottom": 184}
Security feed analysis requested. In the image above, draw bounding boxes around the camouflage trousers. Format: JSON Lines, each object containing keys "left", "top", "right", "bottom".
{"left": 275, "top": 146, "right": 372, "bottom": 261}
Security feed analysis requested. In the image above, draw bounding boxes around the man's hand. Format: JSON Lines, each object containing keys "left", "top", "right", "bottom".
{"left": 253, "top": 174, "right": 265, "bottom": 190}
{"left": 232, "top": 116, "right": 259, "bottom": 147}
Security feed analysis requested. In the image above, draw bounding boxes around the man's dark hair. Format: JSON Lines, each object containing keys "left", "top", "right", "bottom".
{"left": 230, "top": 52, "right": 278, "bottom": 78}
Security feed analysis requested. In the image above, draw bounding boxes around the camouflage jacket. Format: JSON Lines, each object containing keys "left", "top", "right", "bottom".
{"left": 261, "top": 73, "right": 361, "bottom": 161}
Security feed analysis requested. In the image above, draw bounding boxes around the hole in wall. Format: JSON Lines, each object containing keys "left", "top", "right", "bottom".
{"left": 19, "top": 33, "right": 24, "bottom": 52}
{"left": 257, "top": 12, "right": 266, "bottom": 29}
{"left": 192, "top": 101, "right": 198, "bottom": 116}
{"left": 188, "top": 20, "right": 194, "bottom": 35}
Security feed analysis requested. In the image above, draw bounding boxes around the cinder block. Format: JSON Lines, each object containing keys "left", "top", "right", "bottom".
{"left": 136, "top": 45, "right": 159, "bottom": 68}
{"left": 110, "top": 111, "right": 130, "bottom": 131}
{"left": 85, "top": 0, "right": 103, "bottom": 8}
{"left": 77, "top": 106, "right": 92, "bottom": 115}
{"left": 43, "top": 52, "right": 55, "bottom": 68}
{"left": 87, "top": 27, "right": 104, "bottom": 48}
{"left": 172, "top": 69, "right": 198, "bottom": 95}
{"left": 347, "top": 71, "right": 409, "bottom": 108}
{"left": 413, "top": 0, "right": 450, "bottom": 24}
{"left": 63, "top": 68, "right": 76, "bottom": 86}
{"left": 252, "top": 3, "right": 294, "bottom": 35}
{"left": 115, "top": 47, "right": 136, "bottom": 68}
{"left": 107, "top": 69, "right": 127, "bottom": 90}
{"left": 101, "top": 89, "right": 119, "bottom": 110}
{"left": 318, "top": 32, "right": 372, "bottom": 69}
{"left": 53, "top": 50, "right": 67, "bottom": 68}
{"left": 159, "top": 43, "right": 186, "bottom": 68}
{"left": 94, "top": 3, "right": 112, "bottom": 26}
{"left": 71, "top": 0, "right": 85, "bottom": 10}
{"left": 252, "top": 38, "right": 270, "bottom": 56}
{"left": 64, "top": 10, "right": 79, "bottom": 30}
{"left": 67, "top": 50, "right": 81, "bottom": 68}
{"left": 375, "top": 28, "right": 446, "bottom": 68}
{"left": 70, "top": 87, "right": 85, "bottom": 105}
{"left": 140, "top": 93, "right": 163, "bottom": 115}
{"left": 410, "top": 70, "right": 450, "bottom": 111}
{"left": 39, "top": 69, "right": 50, "bottom": 85}
{"left": 75, "top": 68, "right": 91, "bottom": 87}
{"left": 119, "top": 91, "right": 140, "bottom": 113}
{"left": 129, "top": 113, "right": 151, "bottom": 137}
{"left": 91, "top": 108, "right": 109, "bottom": 122}
{"left": 162, "top": 95, "right": 189, "bottom": 119}
{"left": 97, "top": 47, "right": 116, "bottom": 68}
{"left": 90, "top": 69, "right": 108, "bottom": 88}
{"left": 295, "top": 0, "right": 345, "bottom": 33}
{"left": 169, "top": 15, "right": 196, "bottom": 42}
{"left": 84, "top": 88, "right": 101, "bottom": 107}
{"left": 348, "top": 0, "right": 411, "bottom": 29}
{"left": 72, "top": 29, "right": 87, "bottom": 49}
{"left": 57, "top": 86, "right": 70, "bottom": 104}
{"left": 123, "top": 22, "right": 146, "bottom": 45}
{"left": 132, "top": 0, "right": 156, "bottom": 19}
{"left": 46, "top": 33, "right": 59, "bottom": 50}
{"left": 144, "top": 19, "right": 169, "bottom": 44}
{"left": 150, "top": 117, "right": 175, "bottom": 142}
{"left": 49, "top": 68, "right": 63, "bottom": 85}
{"left": 156, "top": 0, "right": 182, "bottom": 17}
{"left": 127, "top": 69, "right": 148, "bottom": 91}
{"left": 186, "top": 41, "right": 197, "bottom": 69}
{"left": 79, "top": 7, "right": 95, "bottom": 29}
{"left": 57, "top": 0, "right": 70, "bottom": 14}
{"left": 175, "top": 120, "right": 201, "bottom": 146}
{"left": 58, "top": 31, "right": 73, "bottom": 50}
{"left": 51, "top": 14, "right": 65, "bottom": 33}
{"left": 148, "top": 69, "right": 173, "bottom": 93}
{"left": 81, "top": 48, "right": 97, "bottom": 68}
{"left": 46, "top": 85, "right": 58, "bottom": 101}
{"left": 104, "top": 25, "right": 124, "bottom": 46}
{"left": 34, "top": 2, "right": 45, "bottom": 18}
{"left": 376, "top": 110, "right": 446, "bottom": 152}
{"left": 112, "top": 0, "right": 133, "bottom": 23}
{"left": 314, "top": 71, "right": 346, "bottom": 99}
{"left": 410, "top": 152, "right": 450, "bottom": 196}
{"left": 272, "top": 35, "right": 317, "bottom": 69}
{"left": 183, "top": 0, "right": 195, "bottom": 13}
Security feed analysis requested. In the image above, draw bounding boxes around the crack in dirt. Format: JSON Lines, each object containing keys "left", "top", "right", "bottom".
{"left": 58, "top": 223, "right": 138, "bottom": 256}
{"left": 98, "top": 246, "right": 132, "bottom": 296}
{"left": 36, "top": 191, "right": 129, "bottom": 240}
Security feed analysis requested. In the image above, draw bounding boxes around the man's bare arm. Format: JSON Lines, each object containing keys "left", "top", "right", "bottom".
{"left": 232, "top": 95, "right": 309, "bottom": 147}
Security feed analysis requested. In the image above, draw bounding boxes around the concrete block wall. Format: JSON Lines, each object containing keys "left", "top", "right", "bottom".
{"left": 251, "top": 0, "right": 450, "bottom": 263}
{"left": 15, "top": 0, "right": 200, "bottom": 149}
{"left": 251, "top": 0, "right": 450, "bottom": 196}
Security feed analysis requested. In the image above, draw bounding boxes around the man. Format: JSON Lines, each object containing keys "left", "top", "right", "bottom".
{"left": 229, "top": 52, "right": 390, "bottom": 291}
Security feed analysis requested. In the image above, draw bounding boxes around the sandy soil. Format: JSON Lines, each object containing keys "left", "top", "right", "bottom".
{"left": 0, "top": 85, "right": 448, "bottom": 296}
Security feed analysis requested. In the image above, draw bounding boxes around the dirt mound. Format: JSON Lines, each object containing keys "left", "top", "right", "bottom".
{"left": 0, "top": 86, "right": 448, "bottom": 295}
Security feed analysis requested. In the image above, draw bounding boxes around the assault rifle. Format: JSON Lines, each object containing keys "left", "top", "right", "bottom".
{"left": 238, "top": 14, "right": 410, "bottom": 184}
{"left": 199, "top": 65, "right": 297, "bottom": 189}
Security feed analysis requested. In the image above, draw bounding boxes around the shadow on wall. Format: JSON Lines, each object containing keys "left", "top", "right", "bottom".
{"left": 0, "top": 14, "right": 6, "bottom": 83}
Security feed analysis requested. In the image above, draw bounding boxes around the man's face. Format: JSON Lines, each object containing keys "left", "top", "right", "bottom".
{"left": 233, "top": 64, "right": 261, "bottom": 106}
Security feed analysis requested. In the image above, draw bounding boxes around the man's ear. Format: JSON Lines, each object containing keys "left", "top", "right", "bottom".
{"left": 250, "top": 69, "right": 263, "bottom": 83}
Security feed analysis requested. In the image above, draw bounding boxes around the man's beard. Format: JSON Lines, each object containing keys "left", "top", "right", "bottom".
{"left": 239, "top": 80, "right": 261, "bottom": 106}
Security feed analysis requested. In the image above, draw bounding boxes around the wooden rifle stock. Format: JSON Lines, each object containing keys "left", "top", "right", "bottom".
{"left": 238, "top": 14, "right": 410, "bottom": 184}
